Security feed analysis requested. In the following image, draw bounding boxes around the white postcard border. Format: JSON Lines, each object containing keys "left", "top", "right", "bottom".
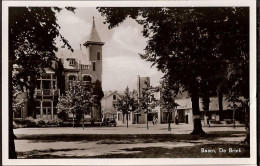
{"left": 2, "top": 0, "right": 257, "bottom": 165}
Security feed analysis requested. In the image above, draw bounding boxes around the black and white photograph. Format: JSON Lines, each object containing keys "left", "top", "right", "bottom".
{"left": 2, "top": 0, "right": 257, "bottom": 165}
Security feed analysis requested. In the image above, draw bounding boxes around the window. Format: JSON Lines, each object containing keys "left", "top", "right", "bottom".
{"left": 97, "top": 52, "right": 101, "bottom": 60}
{"left": 42, "top": 74, "right": 51, "bottom": 79}
{"left": 118, "top": 113, "right": 122, "bottom": 121}
{"left": 42, "top": 80, "right": 51, "bottom": 89}
{"left": 113, "top": 104, "right": 116, "bottom": 108}
{"left": 52, "top": 81, "right": 56, "bottom": 89}
{"left": 14, "top": 108, "right": 22, "bottom": 119}
{"left": 68, "top": 75, "right": 77, "bottom": 82}
{"left": 113, "top": 95, "right": 117, "bottom": 100}
{"left": 43, "top": 101, "right": 51, "bottom": 107}
{"left": 93, "top": 62, "right": 96, "bottom": 71}
{"left": 81, "top": 65, "right": 89, "bottom": 70}
{"left": 82, "top": 75, "right": 92, "bottom": 82}
{"left": 36, "top": 108, "right": 41, "bottom": 117}
{"left": 37, "top": 80, "right": 41, "bottom": 89}
{"left": 53, "top": 108, "right": 57, "bottom": 115}
{"left": 69, "top": 59, "right": 75, "bottom": 66}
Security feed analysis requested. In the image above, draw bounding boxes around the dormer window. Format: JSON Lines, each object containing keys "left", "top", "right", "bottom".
{"left": 67, "top": 58, "right": 75, "bottom": 66}
{"left": 113, "top": 95, "right": 117, "bottom": 100}
{"left": 69, "top": 59, "right": 75, "bottom": 66}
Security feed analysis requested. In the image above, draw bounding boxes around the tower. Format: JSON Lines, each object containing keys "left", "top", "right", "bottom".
{"left": 83, "top": 17, "right": 104, "bottom": 83}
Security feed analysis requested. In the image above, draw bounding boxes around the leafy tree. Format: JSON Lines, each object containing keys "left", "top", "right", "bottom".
{"left": 93, "top": 80, "right": 104, "bottom": 119}
{"left": 57, "top": 81, "right": 96, "bottom": 129}
{"left": 9, "top": 7, "right": 75, "bottom": 158}
{"left": 160, "top": 76, "right": 179, "bottom": 131}
{"left": 12, "top": 84, "right": 26, "bottom": 118}
{"left": 98, "top": 7, "right": 249, "bottom": 135}
{"left": 138, "top": 81, "right": 159, "bottom": 130}
{"left": 115, "top": 87, "right": 139, "bottom": 128}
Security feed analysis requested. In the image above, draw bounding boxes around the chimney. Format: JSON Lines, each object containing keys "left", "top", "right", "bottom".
{"left": 80, "top": 44, "right": 82, "bottom": 51}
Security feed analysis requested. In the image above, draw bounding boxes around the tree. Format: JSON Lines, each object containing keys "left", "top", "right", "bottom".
{"left": 55, "top": 58, "right": 66, "bottom": 95}
{"left": 12, "top": 84, "right": 26, "bottom": 119}
{"left": 138, "top": 81, "right": 159, "bottom": 130}
{"left": 92, "top": 80, "right": 104, "bottom": 119}
{"left": 98, "top": 7, "right": 249, "bottom": 135}
{"left": 9, "top": 7, "right": 75, "bottom": 158}
{"left": 115, "top": 87, "right": 139, "bottom": 128}
{"left": 160, "top": 77, "right": 179, "bottom": 131}
{"left": 57, "top": 81, "right": 96, "bottom": 129}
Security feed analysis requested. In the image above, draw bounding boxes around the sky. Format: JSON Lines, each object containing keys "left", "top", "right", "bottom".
{"left": 56, "top": 8, "right": 164, "bottom": 91}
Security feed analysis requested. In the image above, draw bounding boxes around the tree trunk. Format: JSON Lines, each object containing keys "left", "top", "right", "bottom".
{"left": 233, "top": 103, "right": 236, "bottom": 128}
{"left": 190, "top": 88, "right": 205, "bottom": 135}
{"left": 122, "top": 112, "right": 125, "bottom": 124}
{"left": 218, "top": 89, "right": 223, "bottom": 121}
{"left": 146, "top": 111, "right": 149, "bottom": 130}
{"left": 72, "top": 113, "right": 75, "bottom": 128}
{"left": 82, "top": 114, "right": 84, "bottom": 130}
{"left": 202, "top": 92, "right": 210, "bottom": 127}
{"left": 9, "top": 59, "right": 17, "bottom": 158}
{"left": 27, "top": 75, "right": 37, "bottom": 118}
{"left": 168, "top": 112, "right": 171, "bottom": 131}
{"left": 126, "top": 112, "right": 128, "bottom": 128}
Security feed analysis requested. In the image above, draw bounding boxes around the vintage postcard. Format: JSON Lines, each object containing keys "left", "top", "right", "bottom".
{"left": 2, "top": 0, "right": 257, "bottom": 165}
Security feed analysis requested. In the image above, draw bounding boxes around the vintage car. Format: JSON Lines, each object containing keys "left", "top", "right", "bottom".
{"left": 101, "top": 117, "right": 117, "bottom": 127}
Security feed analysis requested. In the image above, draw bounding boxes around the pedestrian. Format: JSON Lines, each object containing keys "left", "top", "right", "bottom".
{"left": 175, "top": 113, "right": 179, "bottom": 125}
{"left": 153, "top": 116, "right": 156, "bottom": 125}
{"left": 206, "top": 116, "right": 211, "bottom": 127}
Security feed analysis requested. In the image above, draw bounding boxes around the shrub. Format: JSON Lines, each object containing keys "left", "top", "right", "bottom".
{"left": 35, "top": 118, "right": 46, "bottom": 127}
{"left": 24, "top": 117, "right": 38, "bottom": 127}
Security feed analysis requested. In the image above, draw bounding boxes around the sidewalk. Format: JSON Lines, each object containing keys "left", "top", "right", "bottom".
{"left": 14, "top": 123, "right": 246, "bottom": 136}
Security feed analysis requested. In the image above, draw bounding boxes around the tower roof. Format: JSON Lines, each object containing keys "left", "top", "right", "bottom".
{"left": 83, "top": 17, "right": 104, "bottom": 46}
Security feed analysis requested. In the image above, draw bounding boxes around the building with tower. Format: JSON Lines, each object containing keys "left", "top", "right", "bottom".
{"left": 14, "top": 17, "right": 104, "bottom": 122}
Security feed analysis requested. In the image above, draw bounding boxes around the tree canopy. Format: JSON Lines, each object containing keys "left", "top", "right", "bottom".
{"left": 9, "top": 7, "right": 75, "bottom": 158}
{"left": 98, "top": 7, "right": 249, "bottom": 134}
{"left": 115, "top": 87, "right": 139, "bottom": 128}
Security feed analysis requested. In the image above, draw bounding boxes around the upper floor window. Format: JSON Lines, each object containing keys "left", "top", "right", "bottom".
{"left": 69, "top": 59, "right": 75, "bottom": 66}
{"left": 97, "top": 52, "right": 101, "bottom": 60}
{"left": 81, "top": 65, "right": 89, "bottom": 70}
{"left": 113, "top": 95, "right": 117, "bottom": 100}
{"left": 42, "top": 74, "right": 51, "bottom": 79}
{"left": 93, "top": 62, "right": 96, "bottom": 71}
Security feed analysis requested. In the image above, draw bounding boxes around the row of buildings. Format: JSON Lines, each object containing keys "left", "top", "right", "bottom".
{"left": 14, "top": 18, "right": 244, "bottom": 125}
{"left": 101, "top": 76, "right": 244, "bottom": 126}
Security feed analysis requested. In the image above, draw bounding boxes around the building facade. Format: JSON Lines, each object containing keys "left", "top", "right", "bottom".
{"left": 14, "top": 18, "right": 104, "bottom": 121}
{"left": 101, "top": 91, "right": 124, "bottom": 119}
{"left": 101, "top": 75, "right": 242, "bottom": 126}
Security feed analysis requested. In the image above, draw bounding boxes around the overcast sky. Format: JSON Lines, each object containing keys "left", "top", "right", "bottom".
{"left": 56, "top": 8, "right": 164, "bottom": 91}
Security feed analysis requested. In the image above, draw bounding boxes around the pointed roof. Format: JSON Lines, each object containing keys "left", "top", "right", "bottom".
{"left": 83, "top": 17, "right": 104, "bottom": 46}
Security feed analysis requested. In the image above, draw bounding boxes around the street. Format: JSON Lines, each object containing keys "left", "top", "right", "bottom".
{"left": 14, "top": 124, "right": 249, "bottom": 158}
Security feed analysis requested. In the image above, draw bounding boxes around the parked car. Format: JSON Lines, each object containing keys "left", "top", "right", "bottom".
{"left": 101, "top": 117, "right": 117, "bottom": 127}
